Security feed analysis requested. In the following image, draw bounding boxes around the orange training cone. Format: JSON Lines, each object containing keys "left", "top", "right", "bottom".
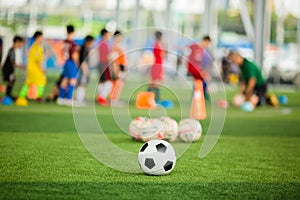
{"left": 27, "top": 84, "right": 38, "bottom": 99}
{"left": 190, "top": 80, "right": 206, "bottom": 120}
{"left": 136, "top": 91, "right": 156, "bottom": 110}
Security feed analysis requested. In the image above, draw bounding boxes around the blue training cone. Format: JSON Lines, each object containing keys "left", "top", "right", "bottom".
{"left": 158, "top": 99, "right": 174, "bottom": 109}
{"left": 1, "top": 96, "right": 13, "bottom": 106}
{"left": 278, "top": 95, "right": 288, "bottom": 105}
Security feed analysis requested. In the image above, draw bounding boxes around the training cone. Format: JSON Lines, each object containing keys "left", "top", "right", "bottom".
{"left": 15, "top": 98, "right": 28, "bottom": 106}
{"left": 278, "top": 95, "right": 288, "bottom": 105}
{"left": 266, "top": 94, "right": 279, "bottom": 107}
{"left": 217, "top": 99, "right": 229, "bottom": 109}
{"left": 190, "top": 80, "right": 206, "bottom": 120}
{"left": 158, "top": 99, "right": 174, "bottom": 109}
{"left": 136, "top": 91, "right": 156, "bottom": 110}
{"left": 0, "top": 84, "right": 6, "bottom": 93}
{"left": 27, "top": 84, "right": 38, "bottom": 99}
{"left": 1, "top": 96, "right": 13, "bottom": 106}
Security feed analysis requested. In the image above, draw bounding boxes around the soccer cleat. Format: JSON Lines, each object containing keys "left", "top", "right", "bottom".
{"left": 64, "top": 99, "right": 73, "bottom": 107}
{"left": 15, "top": 97, "right": 28, "bottom": 106}
{"left": 97, "top": 96, "right": 109, "bottom": 106}
{"left": 57, "top": 98, "right": 65, "bottom": 106}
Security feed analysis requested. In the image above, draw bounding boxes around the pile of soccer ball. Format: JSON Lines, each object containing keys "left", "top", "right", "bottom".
{"left": 129, "top": 116, "right": 202, "bottom": 143}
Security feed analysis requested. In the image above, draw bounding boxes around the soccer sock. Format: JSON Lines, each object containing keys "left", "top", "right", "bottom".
{"left": 37, "top": 86, "right": 45, "bottom": 98}
{"left": 76, "top": 86, "right": 86, "bottom": 102}
{"left": 153, "top": 87, "right": 160, "bottom": 102}
{"left": 97, "top": 83, "right": 105, "bottom": 97}
{"left": 19, "top": 85, "right": 29, "bottom": 98}
{"left": 66, "top": 84, "right": 74, "bottom": 100}
{"left": 6, "top": 84, "right": 13, "bottom": 97}
{"left": 59, "top": 87, "right": 66, "bottom": 99}
{"left": 103, "top": 81, "right": 112, "bottom": 98}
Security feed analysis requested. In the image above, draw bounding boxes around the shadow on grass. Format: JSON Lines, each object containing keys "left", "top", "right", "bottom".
{"left": 0, "top": 182, "right": 299, "bottom": 199}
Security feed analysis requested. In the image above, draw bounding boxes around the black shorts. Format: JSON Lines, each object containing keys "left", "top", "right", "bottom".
{"left": 98, "top": 62, "right": 111, "bottom": 83}
{"left": 3, "top": 72, "right": 15, "bottom": 83}
{"left": 120, "top": 64, "right": 125, "bottom": 72}
{"left": 55, "top": 74, "right": 63, "bottom": 87}
{"left": 254, "top": 83, "right": 267, "bottom": 106}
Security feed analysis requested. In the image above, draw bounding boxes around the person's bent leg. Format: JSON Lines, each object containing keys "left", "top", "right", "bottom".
{"left": 66, "top": 78, "right": 76, "bottom": 100}
{"left": 19, "top": 85, "right": 29, "bottom": 98}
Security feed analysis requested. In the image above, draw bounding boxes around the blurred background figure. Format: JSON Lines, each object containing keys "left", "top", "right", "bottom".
{"left": 16, "top": 31, "right": 45, "bottom": 106}
{"left": 148, "top": 31, "right": 166, "bottom": 103}
{"left": 97, "top": 28, "right": 112, "bottom": 106}
{"left": 76, "top": 35, "right": 94, "bottom": 104}
{"left": 57, "top": 25, "right": 79, "bottom": 106}
{"left": 0, "top": 36, "right": 3, "bottom": 65}
{"left": 110, "top": 30, "right": 127, "bottom": 107}
{"left": 1, "top": 36, "right": 25, "bottom": 101}
{"left": 187, "top": 35, "right": 211, "bottom": 99}
{"left": 227, "top": 50, "right": 267, "bottom": 107}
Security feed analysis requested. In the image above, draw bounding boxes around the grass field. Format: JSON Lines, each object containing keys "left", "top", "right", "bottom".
{"left": 0, "top": 74, "right": 300, "bottom": 199}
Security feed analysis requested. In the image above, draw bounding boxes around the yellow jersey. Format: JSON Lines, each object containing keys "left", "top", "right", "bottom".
{"left": 25, "top": 42, "right": 46, "bottom": 86}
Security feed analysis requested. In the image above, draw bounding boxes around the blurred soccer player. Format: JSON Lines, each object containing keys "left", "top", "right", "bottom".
{"left": 57, "top": 25, "right": 79, "bottom": 106}
{"left": 110, "top": 30, "right": 127, "bottom": 106}
{"left": 76, "top": 35, "right": 94, "bottom": 104}
{"left": 148, "top": 31, "right": 166, "bottom": 103}
{"left": 97, "top": 28, "right": 112, "bottom": 106}
{"left": 16, "top": 31, "right": 45, "bottom": 106}
{"left": 187, "top": 35, "right": 211, "bottom": 87}
{"left": 227, "top": 50, "right": 270, "bottom": 107}
{"left": 2, "top": 36, "right": 25, "bottom": 100}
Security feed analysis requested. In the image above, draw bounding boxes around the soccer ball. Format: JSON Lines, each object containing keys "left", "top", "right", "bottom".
{"left": 178, "top": 118, "right": 202, "bottom": 142}
{"left": 232, "top": 94, "right": 245, "bottom": 107}
{"left": 241, "top": 101, "right": 254, "bottom": 112}
{"left": 138, "top": 139, "right": 176, "bottom": 175}
{"left": 140, "top": 118, "right": 165, "bottom": 142}
{"left": 160, "top": 117, "right": 178, "bottom": 142}
{"left": 129, "top": 117, "right": 148, "bottom": 141}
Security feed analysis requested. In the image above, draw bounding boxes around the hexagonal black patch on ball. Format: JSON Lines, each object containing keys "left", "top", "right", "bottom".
{"left": 163, "top": 161, "right": 173, "bottom": 171}
{"left": 140, "top": 143, "right": 148, "bottom": 152}
{"left": 144, "top": 158, "right": 155, "bottom": 169}
{"left": 156, "top": 143, "right": 167, "bottom": 153}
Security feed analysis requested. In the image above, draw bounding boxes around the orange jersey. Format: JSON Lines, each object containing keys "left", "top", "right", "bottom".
{"left": 111, "top": 45, "right": 127, "bottom": 66}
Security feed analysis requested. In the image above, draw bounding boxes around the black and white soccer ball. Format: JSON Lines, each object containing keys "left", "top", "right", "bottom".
{"left": 138, "top": 140, "right": 176, "bottom": 175}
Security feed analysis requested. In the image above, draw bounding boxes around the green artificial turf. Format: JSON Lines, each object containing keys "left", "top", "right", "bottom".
{"left": 0, "top": 75, "right": 300, "bottom": 199}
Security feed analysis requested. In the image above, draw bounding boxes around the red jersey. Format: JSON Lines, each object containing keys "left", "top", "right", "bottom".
{"left": 187, "top": 43, "right": 204, "bottom": 80}
{"left": 99, "top": 40, "right": 109, "bottom": 63}
{"left": 63, "top": 39, "right": 78, "bottom": 60}
{"left": 153, "top": 41, "right": 164, "bottom": 64}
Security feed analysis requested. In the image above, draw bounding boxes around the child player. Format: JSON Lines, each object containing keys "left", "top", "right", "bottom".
{"left": 148, "top": 31, "right": 165, "bottom": 103}
{"left": 187, "top": 36, "right": 211, "bottom": 94}
{"left": 76, "top": 35, "right": 94, "bottom": 104}
{"left": 57, "top": 25, "right": 79, "bottom": 106}
{"left": 2, "top": 36, "right": 25, "bottom": 100}
{"left": 16, "top": 31, "right": 45, "bottom": 106}
{"left": 110, "top": 30, "right": 127, "bottom": 106}
{"left": 187, "top": 35, "right": 211, "bottom": 119}
{"left": 97, "top": 28, "right": 112, "bottom": 106}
